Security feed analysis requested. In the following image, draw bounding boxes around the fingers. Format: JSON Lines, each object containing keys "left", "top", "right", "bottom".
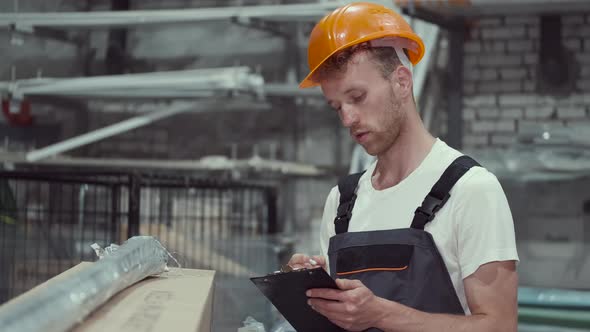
{"left": 336, "top": 278, "right": 364, "bottom": 290}
{"left": 311, "top": 255, "right": 327, "bottom": 268}
{"left": 308, "top": 298, "right": 346, "bottom": 313}
{"left": 288, "top": 254, "right": 326, "bottom": 270}
{"left": 309, "top": 298, "right": 346, "bottom": 319}
{"left": 307, "top": 288, "right": 345, "bottom": 301}
{"left": 288, "top": 253, "right": 309, "bottom": 269}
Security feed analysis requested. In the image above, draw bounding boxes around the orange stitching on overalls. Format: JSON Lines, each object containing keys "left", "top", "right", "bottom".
{"left": 336, "top": 266, "right": 408, "bottom": 276}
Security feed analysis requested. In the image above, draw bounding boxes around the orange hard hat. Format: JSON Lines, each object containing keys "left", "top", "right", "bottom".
{"left": 299, "top": 2, "right": 425, "bottom": 89}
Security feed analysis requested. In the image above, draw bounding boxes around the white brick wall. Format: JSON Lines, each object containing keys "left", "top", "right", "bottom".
{"left": 464, "top": 95, "right": 497, "bottom": 107}
{"left": 505, "top": 16, "right": 539, "bottom": 25}
{"left": 577, "top": 26, "right": 590, "bottom": 37}
{"left": 490, "top": 134, "right": 517, "bottom": 146}
{"left": 464, "top": 41, "right": 481, "bottom": 53}
{"left": 459, "top": 13, "right": 590, "bottom": 148}
{"left": 563, "top": 15, "right": 585, "bottom": 25}
{"left": 478, "top": 54, "right": 522, "bottom": 66}
{"left": 563, "top": 94, "right": 590, "bottom": 104}
{"left": 506, "top": 40, "right": 534, "bottom": 53}
{"left": 478, "top": 18, "right": 503, "bottom": 26}
{"left": 576, "top": 53, "right": 590, "bottom": 64}
{"left": 472, "top": 119, "right": 516, "bottom": 133}
{"left": 481, "top": 27, "right": 526, "bottom": 39}
{"left": 525, "top": 106, "right": 555, "bottom": 119}
{"left": 523, "top": 81, "right": 536, "bottom": 92}
{"left": 463, "top": 108, "right": 476, "bottom": 120}
{"left": 528, "top": 27, "right": 539, "bottom": 38}
{"left": 578, "top": 80, "right": 590, "bottom": 91}
{"left": 499, "top": 94, "right": 539, "bottom": 107}
{"left": 501, "top": 108, "right": 524, "bottom": 118}
{"left": 564, "top": 38, "right": 582, "bottom": 51}
{"left": 501, "top": 68, "right": 527, "bottom": 80}
{"left": 464, "top": 134, "right": 489, "bottom": 146}
{"left": 463, "top": 82, "right": 476, "bottom": 95}
{"left": 477, "top": 108, "right": 500, "bottom": 119}
{"left": 523, "top": 53, "right": 538, "bottom": 65}
{"left": 482, "top": 41, "right": 506, "bottom": 52}
{"left": 557, "top": 107, "right": 587, "bottom": 119}
{"left": 479, "top": 81, "right": 522, "bottom": 93}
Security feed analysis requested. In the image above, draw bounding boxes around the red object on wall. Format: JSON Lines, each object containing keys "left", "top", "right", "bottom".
{"left": 2, "top": 97, "right": 33, "bottom": 126}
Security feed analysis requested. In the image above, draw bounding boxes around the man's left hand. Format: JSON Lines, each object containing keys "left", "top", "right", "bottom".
{"left": 307, "top": 278, "right": 387, "bottom": 331}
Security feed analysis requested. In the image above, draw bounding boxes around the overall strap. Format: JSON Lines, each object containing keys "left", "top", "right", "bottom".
{"left": 334, "top": 171, "right": 365, "bottom": 234}
{"left": 411, "top": 155, "right": 480, "bottom": 230}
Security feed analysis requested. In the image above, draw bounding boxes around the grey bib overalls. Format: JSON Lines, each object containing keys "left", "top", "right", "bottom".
{"left": 327, "top": 156, "right": 479, "bottom": 332}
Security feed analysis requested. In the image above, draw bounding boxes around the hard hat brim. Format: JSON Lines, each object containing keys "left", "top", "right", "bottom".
{"left": 299, "top": 31, "right": 425, "bottom": 89}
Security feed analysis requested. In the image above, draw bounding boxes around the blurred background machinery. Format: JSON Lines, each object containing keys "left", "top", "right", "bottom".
{"left": 1, "top": 0, "right": 590, "bottom": 331}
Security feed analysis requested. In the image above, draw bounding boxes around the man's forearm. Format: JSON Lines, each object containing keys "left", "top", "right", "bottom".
{"left": 373, "top": 298, "right": 516, "bottom": 332}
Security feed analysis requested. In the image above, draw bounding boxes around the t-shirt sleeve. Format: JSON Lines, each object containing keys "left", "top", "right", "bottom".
{"left": 452, "top": 168, "right": 520, "bottom": 279}
{"left": 319, "top": 186, "right": 339, "bottom": 273}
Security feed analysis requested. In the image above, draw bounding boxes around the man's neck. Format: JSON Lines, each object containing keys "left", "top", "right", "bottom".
{"left": 371, "top": 120, "right": 435, "bottom": 191}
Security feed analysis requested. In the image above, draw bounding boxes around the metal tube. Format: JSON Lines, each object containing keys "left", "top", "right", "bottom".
{"left": 17, "top": 67, "right": 254, "bottom": 93}
{"left": 25, "top": 102, "right": 195, "bottom": 162}
{"left": 0, "top": 2, "right": 345, "bottom": 28}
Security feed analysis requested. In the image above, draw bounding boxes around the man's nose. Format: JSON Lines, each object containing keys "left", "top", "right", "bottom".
{"left": 340, "top": 105, "right": 359, "bottom": 128}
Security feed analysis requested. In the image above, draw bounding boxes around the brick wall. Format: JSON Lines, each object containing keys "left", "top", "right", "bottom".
{"left": 462, "top": 13, "right": 590, "bottom": 148}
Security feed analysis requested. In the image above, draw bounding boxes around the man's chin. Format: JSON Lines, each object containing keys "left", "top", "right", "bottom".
{"left": 362, "top": 145, "right": 379, "bottom": 157}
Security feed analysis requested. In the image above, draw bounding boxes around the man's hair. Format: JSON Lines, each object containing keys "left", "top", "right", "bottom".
{"left": 311, "top": 43, "right": 404, "bottom": 83}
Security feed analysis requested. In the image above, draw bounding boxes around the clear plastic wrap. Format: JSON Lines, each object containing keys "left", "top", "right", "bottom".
{"left": 0, "top": 236, "right": 171, "bottom": 332}
{"left": 238, "top": 316, "right": 267, "bottom": 332}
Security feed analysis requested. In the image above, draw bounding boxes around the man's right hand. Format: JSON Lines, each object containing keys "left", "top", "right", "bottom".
{"left": 288, "top": 253, "right": 327, "bottom": 270}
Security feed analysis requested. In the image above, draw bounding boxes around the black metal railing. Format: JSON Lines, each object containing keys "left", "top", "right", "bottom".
{"left": 0, "top": 170, "right": 279, "bottom": 304}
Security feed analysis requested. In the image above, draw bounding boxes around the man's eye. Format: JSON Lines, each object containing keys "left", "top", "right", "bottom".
{"left": 352, "top": 94, "right": 365, "bottom": 103}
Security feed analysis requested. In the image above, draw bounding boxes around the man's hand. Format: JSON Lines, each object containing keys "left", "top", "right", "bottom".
{"left": 307, "top": 279, "right": 387, "bottom": 331}
{"left": 287, "top": 253, "right": 326, "bottom": 270}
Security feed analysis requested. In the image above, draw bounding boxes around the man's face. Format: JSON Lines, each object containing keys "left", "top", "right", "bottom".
{"left": 320, "top": 51, "right": 406, "bottom": 156}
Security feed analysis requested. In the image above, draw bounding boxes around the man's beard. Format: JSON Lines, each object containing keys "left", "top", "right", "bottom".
{"left": 366, "top": 87, "right": 405, "bottom": 156}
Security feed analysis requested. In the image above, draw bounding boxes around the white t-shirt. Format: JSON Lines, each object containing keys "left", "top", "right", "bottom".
{"left": 319, "top": 138, "right": 519, "bottom": 314}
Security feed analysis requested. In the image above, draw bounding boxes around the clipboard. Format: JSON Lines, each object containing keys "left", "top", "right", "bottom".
{"left": 250, "top": 267, "right": 344, "bottom": 332}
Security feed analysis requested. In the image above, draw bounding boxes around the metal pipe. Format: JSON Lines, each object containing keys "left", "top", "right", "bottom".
{"left": 14, "top": 67, "right": 255, "bottom": 94}
{"left": 25, "top": 102, "right": 195, "bottom": 162}
{"left": 397, "top": 0, "right": 590, "bottom": 16}
{"left": 0, "top": 2, "right": 345, "bottom": 28}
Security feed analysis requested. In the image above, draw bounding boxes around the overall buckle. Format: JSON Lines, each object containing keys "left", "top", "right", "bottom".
{"left": 414, "top": 193, "right": 450, "bottom": 222}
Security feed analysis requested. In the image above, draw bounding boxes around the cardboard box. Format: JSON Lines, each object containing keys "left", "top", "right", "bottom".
{"left": 5, "top": 262, "right": 216, "bottom": 332}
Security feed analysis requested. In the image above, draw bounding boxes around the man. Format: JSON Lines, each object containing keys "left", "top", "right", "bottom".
{"left": 288, "top": 3, "right": 519, "bottom": 331}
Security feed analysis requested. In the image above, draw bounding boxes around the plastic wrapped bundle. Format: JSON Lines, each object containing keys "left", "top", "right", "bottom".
{"left": 0, "top": 236, "right": 170, "bottom": 332}
{"left": 519, "top": 287, "right": 590, "bottom": 310}
{"left": 518, "top": 287, "right": 590, "bottom": 329}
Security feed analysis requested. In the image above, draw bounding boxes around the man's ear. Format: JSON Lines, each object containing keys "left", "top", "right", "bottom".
{"left": 391, "top": 66, "right": 413, "bottom": 99}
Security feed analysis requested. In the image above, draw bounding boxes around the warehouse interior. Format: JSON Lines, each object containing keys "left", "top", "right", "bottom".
{"left": 1, "top": 0, "right": 590, "bottom": 331}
